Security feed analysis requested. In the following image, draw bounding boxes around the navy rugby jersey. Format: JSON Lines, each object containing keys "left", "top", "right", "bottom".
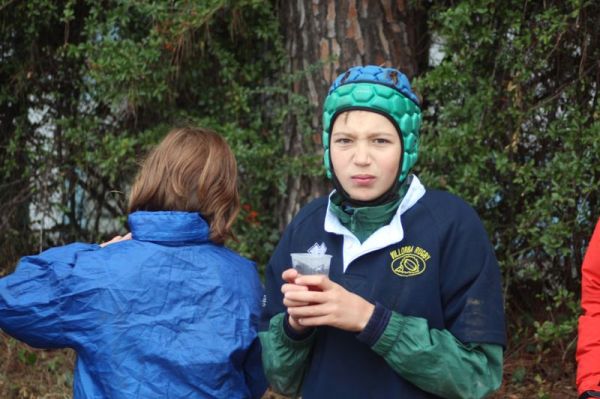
{"left": 261, "top": 189, "right": 506, "bottom": 398}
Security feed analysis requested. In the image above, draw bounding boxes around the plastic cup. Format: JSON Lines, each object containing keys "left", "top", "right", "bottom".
{"left": 290, "top": 253, "right": 332, "bottom": 276}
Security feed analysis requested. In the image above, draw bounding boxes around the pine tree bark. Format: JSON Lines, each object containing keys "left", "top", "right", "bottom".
{"left": 277, "top": 0, "right": 429, "bottom": 230}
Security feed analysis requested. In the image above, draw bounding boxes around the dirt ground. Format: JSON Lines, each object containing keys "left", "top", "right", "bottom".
{"left": 0, "top": 330, "right": 577, "bottom": 399}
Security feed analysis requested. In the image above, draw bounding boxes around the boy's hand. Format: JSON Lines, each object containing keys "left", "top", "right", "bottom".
{"left": 282, "top": 269, "right": 311, "bottom": 307}
{"left": 100, "top": 232, "right": 132, "bottom": 247}
{"left": 283, "top": 274, "right": 375, "bottom": 332}
{"left": 281, "top": 268, "right": 311, "bottom": 333}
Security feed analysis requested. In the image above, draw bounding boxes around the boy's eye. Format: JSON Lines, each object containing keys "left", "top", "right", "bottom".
{"left": 334, "top": 138, "right": 352, "bottom": 144}
{"left": 374, "top": 138, "right": 391, "bottom": 144}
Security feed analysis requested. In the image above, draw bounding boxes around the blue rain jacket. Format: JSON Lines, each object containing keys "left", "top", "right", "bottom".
{"left": 0, "top": 211, "right": 267, "bottom": 398}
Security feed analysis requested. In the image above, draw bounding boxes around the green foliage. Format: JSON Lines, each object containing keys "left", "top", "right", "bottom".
{"left": 0, "top": 332, "right": 74, "bottom": 398}
{"left": 511, "top": 366, "right": 526, "bottom": 384}
{"left": 418, "top": 0, "right": 599, "bottom": 354}
{"left": 17, "top": 350, "right": 37, "bottom": 367}
{"left": 533, "top": 288, "right": 579, "bottom": 348}
{"left": 1, "top": 0, "right": 294, "bottom": 267}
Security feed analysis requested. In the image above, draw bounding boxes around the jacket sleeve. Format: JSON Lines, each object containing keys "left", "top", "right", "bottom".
{"left": 355, "top": 195, "right": 505, "bottom": 398}
{"left": 258, "top": 312, "right": 315, "bottom": 397}
{"left": 0, "top": 242, "right": 99, "bottom": 348}
{"left": 358, "top": 306, "right": 502, "bottom": 399}
{"left": 242, "top": 266, "right": 269, "bottom": 399}
{"left": 577, "top": 218, "right": 600, "bottom": 395}
{"left": 242, "top": 336, "right": 269, "bottom": 399}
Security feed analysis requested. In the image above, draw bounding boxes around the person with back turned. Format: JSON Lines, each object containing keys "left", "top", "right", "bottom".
{"left": 0, "top": 127, "right": 267, "bottom": 398}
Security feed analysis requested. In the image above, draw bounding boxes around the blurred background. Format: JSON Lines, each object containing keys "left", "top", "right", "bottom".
{"left": 1, "top": 0, "right": 598, "bottom": 397}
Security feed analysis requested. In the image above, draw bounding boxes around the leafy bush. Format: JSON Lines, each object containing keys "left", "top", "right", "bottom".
{"left": 1, "top": 0, "right": 296, "bottom": 268}
{"left": 417, "top": 0, "right": 599, "bottom": 357}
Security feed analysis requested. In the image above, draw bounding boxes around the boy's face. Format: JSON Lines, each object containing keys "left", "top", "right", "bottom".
{"left": 330, "top": 110, "right": 401, "bottom": 202}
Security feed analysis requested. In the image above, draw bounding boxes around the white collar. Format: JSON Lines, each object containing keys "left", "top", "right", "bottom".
{"left": 324, "top": 175, "right": 426, "bottom": 272}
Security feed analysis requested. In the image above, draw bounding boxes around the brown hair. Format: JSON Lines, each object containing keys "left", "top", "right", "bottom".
{"left": 128, "top": 127, "right": 239, "bottom": 244}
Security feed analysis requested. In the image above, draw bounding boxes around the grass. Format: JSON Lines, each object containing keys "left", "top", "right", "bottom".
{"left": 1, "top": 332, "right": 74, "bottom": 399}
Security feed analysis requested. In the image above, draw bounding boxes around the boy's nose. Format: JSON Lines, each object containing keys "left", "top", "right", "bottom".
{"left": 353, "top": 143, "right": 371, "bottom": 165}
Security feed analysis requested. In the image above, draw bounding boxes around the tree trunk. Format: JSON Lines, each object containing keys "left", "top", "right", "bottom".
{"left": 277, "top": 0, "right": 429, "bottom": 230}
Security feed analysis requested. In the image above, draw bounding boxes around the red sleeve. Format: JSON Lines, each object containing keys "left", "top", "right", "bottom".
{"left": 577, "top": 217, "right": 600, "bottom": 395}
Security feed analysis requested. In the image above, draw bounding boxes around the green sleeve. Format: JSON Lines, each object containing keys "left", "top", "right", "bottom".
{"left": 371, "top": 312, "right": 503, "bottom": 399}
{"left": 258, "top": 312, "right": 315, "bottom": 397}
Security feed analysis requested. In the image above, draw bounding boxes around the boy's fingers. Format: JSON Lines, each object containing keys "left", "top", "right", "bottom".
{"left": 283, "top": 298, "right": 310, "bottom": 308}
{"left": 281, "top": 283, "right": 308, "bottom": 294}
{"left": 99, "top": 235, "right": 121, "bottom": 247}
{"left": 100, "top": 232, "right": 132, "bottom": 247}
{"left": 296, "top": 316, "right": 329, "bottom": 327}
{"left": 294, "top": 275, "right": 333, "bottom": 290}
{"left": 284, "top": 290, "right": 323, "bottom": 304}
{"left": 288, "top": 303, "right": 329, "bottom": 319}
{"left": 282, "top": 268, "right": 299, "bottom": 282}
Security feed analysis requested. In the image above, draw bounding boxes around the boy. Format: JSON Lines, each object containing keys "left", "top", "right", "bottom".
{"left": 260, "top": 66, "right": 506, "bottom": 398}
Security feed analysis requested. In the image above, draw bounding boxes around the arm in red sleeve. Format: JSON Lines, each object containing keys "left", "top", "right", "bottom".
{"left": 577, "top": 217, "right": 600, "bottom": 395}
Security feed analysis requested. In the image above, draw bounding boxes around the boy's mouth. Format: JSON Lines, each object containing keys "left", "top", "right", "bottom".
{"left": 351, "top": 174, "right": 375, "bottom": 185}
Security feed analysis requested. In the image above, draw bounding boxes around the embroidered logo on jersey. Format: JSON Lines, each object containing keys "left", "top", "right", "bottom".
{"left": 390, "top": 245, "right": 430, "bottom": 277}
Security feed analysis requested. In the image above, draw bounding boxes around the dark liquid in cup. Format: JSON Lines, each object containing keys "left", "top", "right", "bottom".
{"left": 292, "top": 257, "right": 329, "bottom": 292}
{"left": 294, "top": 262, "right": 327, "bottom": 275}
